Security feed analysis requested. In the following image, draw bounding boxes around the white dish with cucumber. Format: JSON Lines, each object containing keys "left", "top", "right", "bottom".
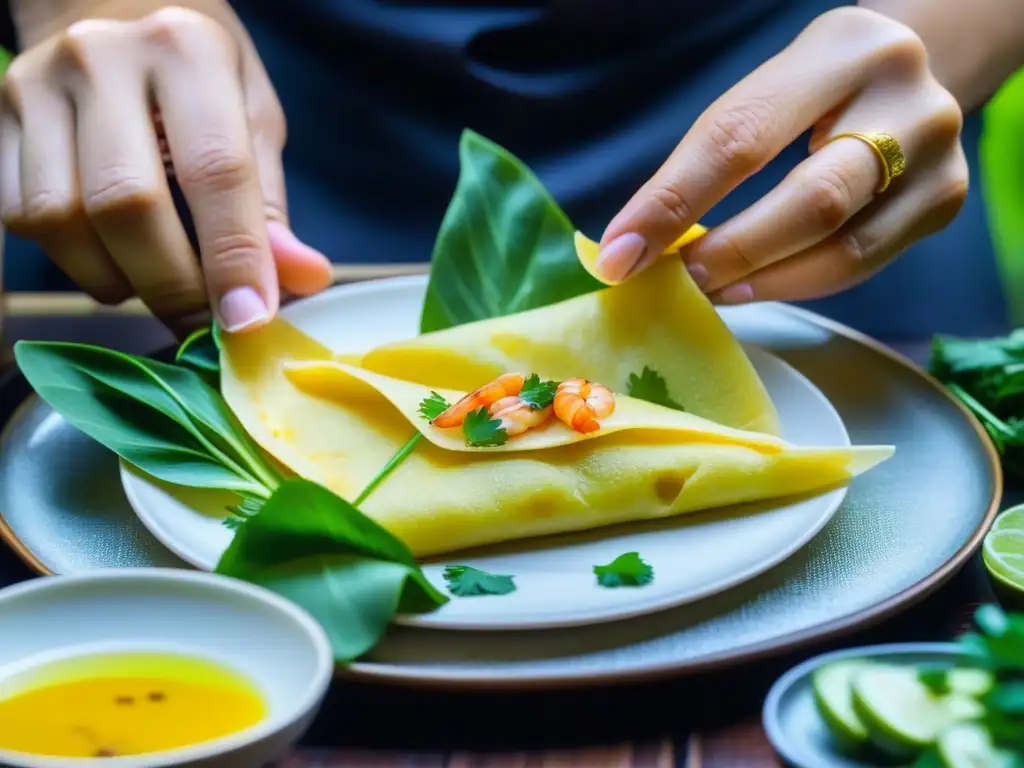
{"left": 762, "top": 629, "right": 1022, "bottom": 768}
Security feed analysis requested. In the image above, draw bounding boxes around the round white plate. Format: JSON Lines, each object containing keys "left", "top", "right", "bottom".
{"left": 122, "top": 276, "right": 852, "bottom": 631}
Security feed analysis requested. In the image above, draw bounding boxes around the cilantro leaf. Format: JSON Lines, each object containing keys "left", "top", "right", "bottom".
{"left": 593, "top": 552, "right": 654, "bottom": 588}
{"left": 419, "top": 391, "right": 451, "bottom": 421}
{"left": 443, "top": 565, "right": 516, "bottom": 597}
{"left": 626, "top": 366, "right": 684, "bottom": 411}
{"left": 518, "top": 373, "right": 558, "bottom": 410}
{"left": 463, "top": 407, "right": 508, "bottom": 447}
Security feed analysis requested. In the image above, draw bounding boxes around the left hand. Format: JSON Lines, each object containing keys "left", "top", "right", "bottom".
{"left": 595, "top": 6, "right": 968, "bottom": 304}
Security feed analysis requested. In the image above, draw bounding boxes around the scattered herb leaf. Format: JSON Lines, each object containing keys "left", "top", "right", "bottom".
{"left": 593, "top": 552, "right": 654, "bottom": 588}
{"left": 626, "top": 366, "right": 685, "bottom": 411}
{"left": 418, "top": 391, "right": 451, "bottom": 421}
{"left": 916, "top": 665, "right": 951, "bottom": 695}
{"left": 463, "top": 407, "right": 508, "bottom": 447}
{"left": 443, "top": 565, "right": 516, "bottom": 597}
{"left": 518, "top": 374, "right": 558, "bottom": 410}
{"left": 216, "top": 478, "right": 447, "bottom": 661}
{"left": 419, "top": 129, "right": 603, "bottom": 333}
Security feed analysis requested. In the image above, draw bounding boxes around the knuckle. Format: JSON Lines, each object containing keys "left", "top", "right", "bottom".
{"left": 142, "top": 7, "right": 233, "bottom": 56}
{"left": 88, "top": 280, "right": 135, "bottom": 307}
{"left": 83, "top": 169, "right": 162, "bottom": 218}
{"left": 55, "top": 20, "right": 119, "bottom": 78}
{"left": 140, "top": 276, "right": 206, "bottom": 313}
{"left": 714, "top": 230, "right": 757, "bottom": 271}
{"left": 804, "top": 166, "right": 855, "bottom": 232}
{"left": 925, "top": 87, "right": 964, "bottom": 143}
{"left": 2, "top": 58, "right": 33, "bottom": 107}
{"left": 836, "top": 231, "right": 868, "bottom": 266}
{"left": 875, "top": 30, "right": 929, "bottom": 75}
{"left": 649, "top": 185, "right": 694, "bottom": 228}
{"left": 179, "top": 143, "right": 254, "bottom": 192}
{"left": 205, "top": 231, "right": 266, "bottom": 270}
{"left": 22, "top": 189, "right": 81, "bottom": 228}
{"left": 931, "top": 172, "right": 970, "bottom": 228}
{"left": 704, "top": 99, "right": 775, "bottom": 175}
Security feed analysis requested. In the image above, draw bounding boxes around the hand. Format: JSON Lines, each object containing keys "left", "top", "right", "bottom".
{"left": 595, "top": 6, "right": 968, "bottom": 304}
{"left": 0, "top": 5, "right": 333, "bottom": 334}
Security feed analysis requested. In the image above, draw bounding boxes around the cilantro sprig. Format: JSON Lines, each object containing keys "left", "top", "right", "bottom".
{"left": 443, "top": 565, "right": 516, "bottom": 597}
{"left": 593, "top": 552, "right": 654, "bottom": 588}
{"left": 463, "top": 407, "right": 508, "bottom": 447}
{"left": 518, "top": 373, "right": 558, "bottom": 410}
{"left": 419, "top": 391, "right": 450, "bottom": 421}
{"left": 626, "top": 366, "right": 685, "bottom": 411}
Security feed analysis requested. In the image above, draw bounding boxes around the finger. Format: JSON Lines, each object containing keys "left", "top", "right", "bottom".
{"left": 143, "top": 8, "right": 277, "bottom": 332}
{"left": 712, "top": 147, "right": 969, "bottom": 304}
{"left": 0, "top": 104, "right": 24, "bottom": 227}
{"left": 596, "top": 11, "right": 927, "bottom": 281}
{"left": 15, "top": 77, "right": 136, "bottom": 305}
{"left": 681, "top": 137, "right": 882, "bottom": 293}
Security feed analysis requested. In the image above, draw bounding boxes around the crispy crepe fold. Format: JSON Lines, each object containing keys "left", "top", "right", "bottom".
{"left": 221, "top": 257, "right": 893, "bottom": 558}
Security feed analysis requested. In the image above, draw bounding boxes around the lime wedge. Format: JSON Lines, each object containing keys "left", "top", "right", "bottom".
{"left": 937, "top": 723, "right": 1018, "bottom": 768}
{"left": 812, "top": 661, "right": 871, "bottom": 749}
{"left": 990, "top": 504, "right": 1024, "bottom": 534}
{"left": 851, "top": 666, "right": 983, "bottom": 756}
{"left": 945, "top": 669, "right": 994, "bottom": 698}
{"left": 982, "top": 529, "right": 1024, "bottom": 588}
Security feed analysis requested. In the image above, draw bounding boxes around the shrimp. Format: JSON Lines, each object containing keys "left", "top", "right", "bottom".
{"left": 488, "top": 396, "right": 553, "bottom": 437}
{"left": 431, "top": 373, "right": 526, "bottom": 428}
{"left": 554, "top": 377, "right": 615, "bottom": 433}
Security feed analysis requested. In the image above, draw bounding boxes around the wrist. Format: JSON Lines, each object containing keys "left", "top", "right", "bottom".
{"left": 12, "top": 0, "right": 241, "bottom": 48}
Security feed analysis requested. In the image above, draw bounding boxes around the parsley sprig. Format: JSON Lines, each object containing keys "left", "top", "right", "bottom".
{"left": 593, "top": 552, "right": 654, "bottom": 588}
{"left": 443, "top": 565, "right": 516, "bottom": 597}
{"left": 463, "top": 407, "right": 508, "bottom": 447}
{"left": 627, "top": 366, "right": 685, "bottom": 411}
{"left": 518, "top": 373, "right": 558, "bottom": 410}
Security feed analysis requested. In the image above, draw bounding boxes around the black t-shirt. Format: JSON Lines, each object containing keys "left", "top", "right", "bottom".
{"left": 0, "top": 1, "right": 1008, "bottom": 336}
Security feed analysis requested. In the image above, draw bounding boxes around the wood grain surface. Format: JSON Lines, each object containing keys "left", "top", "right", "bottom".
{"left": 0, "top": 308, "right": 1007, "bottom": 768}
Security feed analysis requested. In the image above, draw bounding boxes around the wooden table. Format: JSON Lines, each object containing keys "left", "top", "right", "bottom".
{"left": 0, "top": 306, "right": 1007, "bottom": 768}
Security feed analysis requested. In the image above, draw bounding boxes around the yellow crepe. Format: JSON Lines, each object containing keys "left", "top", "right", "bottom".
{"left": 361, "top": 250, "right": 780, "bottom": 436}
{"left": 221, "top": 317, "right": 894, "bottom": 559}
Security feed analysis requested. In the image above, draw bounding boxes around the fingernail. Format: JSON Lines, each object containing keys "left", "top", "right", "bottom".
{"left": 596, "top": 233, "right": 647, "bottom": 282}
{"left": 686, "top": 262, "right": 710, "bottom": 289}
{"left": 716, "top": 283, "right": 754, "bottom": 305}
{"left": 220, "top": 286, "right": 269, "bottom": 332}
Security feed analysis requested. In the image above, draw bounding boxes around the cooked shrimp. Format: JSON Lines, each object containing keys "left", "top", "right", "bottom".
{"left": 431, "top": 373, "right": 526, "bottom": 428}
{"left": 488, "top": 396, "right": 553, "bottom": 437}
{"left": 554, "top": 378, "right": 615, "bottom": 433}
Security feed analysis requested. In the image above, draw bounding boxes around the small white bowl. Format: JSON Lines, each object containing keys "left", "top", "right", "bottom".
{"left": 0, "top": 569, "right": 334, "bottom": 768}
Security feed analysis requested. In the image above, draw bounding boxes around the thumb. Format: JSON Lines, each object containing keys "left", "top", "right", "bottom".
{"left": 253, "top": 131, "right": 333, "bottom": 297}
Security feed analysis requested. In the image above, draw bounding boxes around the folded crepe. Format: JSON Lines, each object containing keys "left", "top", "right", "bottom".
{"left": 220, "top": 251, "right": 893, "bottom": 558}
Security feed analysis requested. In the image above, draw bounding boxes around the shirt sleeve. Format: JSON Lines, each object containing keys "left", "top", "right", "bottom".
{"left": 0, "top": 1, "right": 18, "bottom": 52}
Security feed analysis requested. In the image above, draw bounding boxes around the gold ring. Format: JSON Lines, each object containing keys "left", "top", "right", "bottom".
{"left": 828, "top": 131, "right": 906, "bottom": 193}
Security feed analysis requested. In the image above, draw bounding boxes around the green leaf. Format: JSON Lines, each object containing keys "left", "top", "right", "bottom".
{"left": 518, "top": 373, "right": 558, "bottom": 410}
{"left": 593, "top": 552, "right": 654, "bottom": 588}
{"left": 978, "top": 604, "right": 1013, "bottom": 638}
{"left": 626, "top": 366, "right": 685, "bottom": 411}
{"left": 418, "top": 391, "right": 451, "bottom": 421}
{"left": 419, "top": 129, "right": 603, "bottom": 333}
{"left": 917, "top": 665, "right": 951, "bottom": 695}
{"left": 14, "top": 341, "right": 281, "bottom": 496}
{"left": 175, "top": 325, "right": 221, "bottom": 386}
{"left": 443, "top": 565, "right": 516, "bottom": 597}
{"left": 216, "top": 478, "right": 447, "bottom": 661}
{"left": 462, "top": 407, "right": 508, "bottom": 447}
{"left": 987, "top": 682, "right": 1024, "bottom": 715}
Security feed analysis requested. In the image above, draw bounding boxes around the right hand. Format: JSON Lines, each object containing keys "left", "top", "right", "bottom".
{"left": 0, "top": 5, "right": 333, "bottom": 335}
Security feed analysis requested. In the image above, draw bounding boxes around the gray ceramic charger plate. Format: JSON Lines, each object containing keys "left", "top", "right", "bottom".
{"left": 762, "top": 642, "right": 964, "bottom": 767}
{"left": 0, "top": 298, "right": 1002, "bottom": 690}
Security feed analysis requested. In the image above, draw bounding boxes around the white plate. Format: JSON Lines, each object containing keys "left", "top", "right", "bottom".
{"left": 122, "top": 276, "right": 852, "bottom": 631}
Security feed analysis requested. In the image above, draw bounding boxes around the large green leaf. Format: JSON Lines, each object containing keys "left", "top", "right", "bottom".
{"left": 175, "top": 324, "right": 221, "bottom": 386}
{"left": 419, "top": 129, "right": 603, "bottom": 333}
{"left": 14, "top": 341, "right": 280, "bottom": 495}
{"left": 216, "top": 478, "right": 447, "bottom": 660}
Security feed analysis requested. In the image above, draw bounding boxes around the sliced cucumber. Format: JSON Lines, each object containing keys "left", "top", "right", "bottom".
{"left": 851, "top": 666, "right": 982, "bottom": 757}
{"left": 812, "top": 661, "right": 872, "bottom": 749}
{"left": 937, "top": 723, "right": 1019, "bottom": 768}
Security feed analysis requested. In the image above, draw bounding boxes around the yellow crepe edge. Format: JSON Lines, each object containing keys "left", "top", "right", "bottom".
{"left": 575, "top": 224, "right": 708, "bottom": 286}
{"left": 281, "top": 359, "right": 882, "bottom": 458}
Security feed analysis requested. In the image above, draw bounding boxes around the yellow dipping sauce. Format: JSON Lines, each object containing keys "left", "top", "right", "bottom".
{"left": 0, "top": 652, "right": 267, "bottom": 758}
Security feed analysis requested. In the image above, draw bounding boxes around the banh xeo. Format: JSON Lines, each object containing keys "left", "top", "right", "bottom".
{"left": 14, "top": 129, "right": 894, "bottom": 662}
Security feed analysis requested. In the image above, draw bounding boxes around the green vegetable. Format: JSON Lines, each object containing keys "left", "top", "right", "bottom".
{"left": 174, "top": 323, "right": 222, "bottom": 386}
{"left": 216, "top": 478, "right": 447, "bottom": 661}
{"left": 442, "top": 565, "right": 516, "bottom": 597}
{"left": 419, "top": 129, "right": 603, "bottom": 333}
{"left": 13, "top": 341, "right": 282, "bottom": 500}
{"left": 593, "top": 552, "right": 654, "bottom": 588}
{"left": 518, "top": 374, "right": 558, "bottom": 410}
{"left": 354, "top": 392, "right": 452, "bottom": 506}
{"left": 934, "top": 723, "right": 1019, "bottom": 768}
{"left": 626, "top": 366, "right": 685, "bottom": 411}
{"left": 929, "top": 332, "right": 1024, "bottom": 479}
{"left": 812, "top": 661, "right": 873, "bottom": 750}
{"left": 463, "top": 407, "right": 508, "bottom": 447}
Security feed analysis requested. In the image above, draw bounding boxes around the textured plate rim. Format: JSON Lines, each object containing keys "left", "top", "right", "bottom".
{"left": 761, "top": 641, "right": 963, "bottom": 768}
{"left": 0, "top": 295, "right": 1004, "bottom": 690}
